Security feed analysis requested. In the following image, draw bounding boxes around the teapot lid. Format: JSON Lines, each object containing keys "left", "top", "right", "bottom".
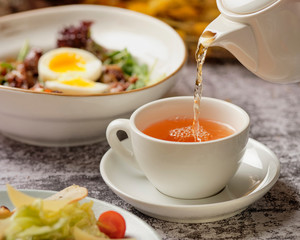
{"left": 220, "top": 0, "right": 278, "bottom": 14}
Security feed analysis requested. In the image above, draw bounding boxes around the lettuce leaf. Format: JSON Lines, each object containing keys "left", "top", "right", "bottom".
{"left": 3, "top": 199, "right": 108, "bottom": 240}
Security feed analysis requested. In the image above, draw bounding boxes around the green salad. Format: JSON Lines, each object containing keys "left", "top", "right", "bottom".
{"left": 0, "top": 21, "right": 154, "bottom": 95}
{"left": 2, "top": 200, "right": 106, "bottom": 240}
{"left": 0, "top": 185, "right": 128, "bottom": 240}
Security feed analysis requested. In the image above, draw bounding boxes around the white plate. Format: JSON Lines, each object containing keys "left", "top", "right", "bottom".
{"left": 100, "top": 138, "right": 280, "bottom": 223}
{"left": 0, "top": 189, "right": 161, "bottom": 240}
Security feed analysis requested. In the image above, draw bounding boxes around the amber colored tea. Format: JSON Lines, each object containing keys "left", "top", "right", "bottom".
{"left": 142, "top": 117, "right": 235, "bottom": 142}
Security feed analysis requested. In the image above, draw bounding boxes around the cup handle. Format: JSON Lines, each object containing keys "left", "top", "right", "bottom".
{"left": 106, "top": 119, "right": 141, "bottom": 170}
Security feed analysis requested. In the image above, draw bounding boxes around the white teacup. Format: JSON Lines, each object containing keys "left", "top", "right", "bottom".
{"left": 106, "top": 96, "right": 249, "bottom": 199}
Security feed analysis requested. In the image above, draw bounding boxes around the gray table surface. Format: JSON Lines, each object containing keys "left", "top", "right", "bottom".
{"left": 0, "top": 59, "right": 299, "bottom": 239}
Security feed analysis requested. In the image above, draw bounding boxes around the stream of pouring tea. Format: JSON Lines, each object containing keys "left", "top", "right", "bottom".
{"left": 193, "top": 31, "right": 216, "bottom": 141}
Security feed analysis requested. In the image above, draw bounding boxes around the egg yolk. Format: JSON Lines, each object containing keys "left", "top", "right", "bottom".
{"left": 49, "top": 52, "right": 86, "bottom": 73}
{"left": 60, "top": 78, "right": 95, "bottom": 88}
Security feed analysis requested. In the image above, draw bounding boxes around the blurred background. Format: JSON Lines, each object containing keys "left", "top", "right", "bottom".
{"left": 0, "top": 0, "right": 231, "bottom": 59}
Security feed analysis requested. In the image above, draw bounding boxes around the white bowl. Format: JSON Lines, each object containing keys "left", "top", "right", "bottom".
{"left": 0, "top": 5, "right": 187, "bottom": 147}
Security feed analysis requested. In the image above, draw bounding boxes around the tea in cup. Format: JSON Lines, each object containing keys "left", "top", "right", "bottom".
{"left": 106, "top": 96, "right": 249, "bottom": 199}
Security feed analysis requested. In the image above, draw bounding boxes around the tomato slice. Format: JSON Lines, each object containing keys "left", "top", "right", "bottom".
{"left": 97, "top": 210, "right": 126, "bottom": 239}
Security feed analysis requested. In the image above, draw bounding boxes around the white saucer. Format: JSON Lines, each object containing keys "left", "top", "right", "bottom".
{"left": 100, "top": 138, "right": 280, "bottom": 223}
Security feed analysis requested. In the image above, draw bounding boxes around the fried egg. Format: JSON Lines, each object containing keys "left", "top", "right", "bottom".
{"left": 44, "top": 76, "right": 109, "bottom": 95}
{"left": 38, "top": 47, "right": 102, "bottom": 82}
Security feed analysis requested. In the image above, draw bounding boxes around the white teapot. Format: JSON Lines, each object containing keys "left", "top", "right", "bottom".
{"left": 202, "top": 0, "right": 300, "bottom": 83}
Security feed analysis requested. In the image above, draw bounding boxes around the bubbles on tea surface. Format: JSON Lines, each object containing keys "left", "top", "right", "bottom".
{"left": 142, "top": 117, "right": 232, "bottom": 142}
{"left": 169, "top": 125, "right": 211, "bottom": 142}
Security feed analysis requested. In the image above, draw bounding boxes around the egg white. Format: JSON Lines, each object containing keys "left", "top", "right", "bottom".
{"left": 38, "top": 47, "right": 102, "bottom": 82}
{"left": 44, "top": 76, "right": 109, "bottom": 95}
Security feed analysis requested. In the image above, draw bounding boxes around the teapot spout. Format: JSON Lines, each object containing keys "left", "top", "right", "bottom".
{"left": 201, "top": 15, "right": 258, "bottom": 73}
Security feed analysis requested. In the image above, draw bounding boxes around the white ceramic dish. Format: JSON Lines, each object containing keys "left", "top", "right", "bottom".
{"left": 0, "top": 5, "right": 186, "bottom": 147}
{"left": 100, "top": 138, "right": 280, "bottom": 223}
{"left": 0, "top": 189, "right": 161, "bottom": 239}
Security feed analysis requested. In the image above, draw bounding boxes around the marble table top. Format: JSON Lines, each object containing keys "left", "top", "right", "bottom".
{"left": 0, "top": 59, "right": 299, "bottom": 239}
